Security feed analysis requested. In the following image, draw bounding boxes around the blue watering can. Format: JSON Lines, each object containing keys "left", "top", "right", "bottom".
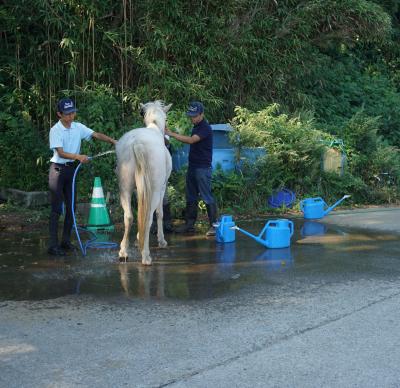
{"left": 233, "top": 219, "right": 294, "bottom": 249}
{"left": 300, "top": 195, "right": 351, "bottom": 220}
{"left": 215, "top": 215, "right": 236, "bottom": 243}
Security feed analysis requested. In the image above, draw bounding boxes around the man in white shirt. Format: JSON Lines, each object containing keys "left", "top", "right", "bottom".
{"left": 48, "top": 98, "right": 117, "bottom": 256}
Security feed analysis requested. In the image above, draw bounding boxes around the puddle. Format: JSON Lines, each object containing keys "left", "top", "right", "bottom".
{"left": 0, "top": 219, "right": 399, "bottom": 301}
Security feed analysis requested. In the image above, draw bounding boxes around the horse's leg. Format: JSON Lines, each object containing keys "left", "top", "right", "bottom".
{"left": 155, "top": 193, "right": 167, "bottom": 248}
{"left": 119, "top": 184, "right": 134, "bottom": 261}
{"left": 141, "top": 196, "right": 158, "bottom": 265}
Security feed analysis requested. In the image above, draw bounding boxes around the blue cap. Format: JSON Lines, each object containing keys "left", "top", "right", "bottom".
{"left": 186, "top": 101, "right": 204, "bottom": 117}
{"left": 57, "top": 98, "right": 77, "bottom": 114}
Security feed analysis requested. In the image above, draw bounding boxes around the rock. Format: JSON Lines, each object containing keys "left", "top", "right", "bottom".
{"left": 0, "top": 188, "right": 49, "bottom": 208}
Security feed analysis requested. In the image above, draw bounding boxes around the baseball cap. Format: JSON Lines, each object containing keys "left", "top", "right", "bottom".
{"left": 186, "top": 101, "right": 204, "bottom": 117}
{"left": 57, "top": 98, "right": 78, "bottom": 114}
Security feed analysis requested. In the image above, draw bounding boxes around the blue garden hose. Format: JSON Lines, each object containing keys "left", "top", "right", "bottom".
{"left": 71, "top": 151, "right": 119, "bottom": 256}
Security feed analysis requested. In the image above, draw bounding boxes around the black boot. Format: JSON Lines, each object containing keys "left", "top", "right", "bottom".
{"left": 162, "top": 203, "right": 174, "bottom": 233}
{"left": 206, "top": 203, "right": 218, "bottom": 236}
{"left": 48, "top": 212, "right": 66, "bottom": 256}
{"left": 175, "top": 202, "right": 197, "bottom": 233}
{"left": 61, "top": 206, "right": 74, "bottom": 249}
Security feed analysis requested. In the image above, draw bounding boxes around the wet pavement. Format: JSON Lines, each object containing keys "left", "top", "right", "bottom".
{"left": 1, "top": 207, "right": 400, "bottom": 387}
{"left": 1, "top": 214, "right": 399, "bottom": 301}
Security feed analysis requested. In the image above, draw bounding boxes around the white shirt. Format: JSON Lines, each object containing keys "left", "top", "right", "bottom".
{"left": 49, "top": 120, "right": 94, "bottom": 163}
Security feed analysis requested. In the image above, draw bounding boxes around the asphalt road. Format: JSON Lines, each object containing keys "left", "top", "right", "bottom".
{"left": 1, "top": 207, "right": 400, "bottom": 388}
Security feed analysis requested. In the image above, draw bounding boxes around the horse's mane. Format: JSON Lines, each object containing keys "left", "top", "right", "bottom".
{"left": 143, "top": 100, "right": 166, "bottom": 132}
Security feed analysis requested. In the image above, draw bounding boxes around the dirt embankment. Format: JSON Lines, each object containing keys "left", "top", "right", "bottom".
{"left": 0, "top": 207, "right": 48, "bottom": 233}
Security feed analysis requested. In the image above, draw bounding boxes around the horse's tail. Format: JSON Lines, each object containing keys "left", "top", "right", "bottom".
{"left": 132, "top": 143, "right": 151, "bottom": 252}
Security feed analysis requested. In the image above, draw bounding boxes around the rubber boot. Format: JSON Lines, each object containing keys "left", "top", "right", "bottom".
{"left": 61, "top": 206, "right": 74, "bottom": 249}
{"left": 206, "top": 203, "right": 218, "bottom": 236}
{"left": 162, "top": 203, "right": 174, "bottom": 233}
{"left": 48, "top": 211, "right": 66, "bottom": 256}
{"left": 175, "top": 202, "right": 197, "bottom": 233}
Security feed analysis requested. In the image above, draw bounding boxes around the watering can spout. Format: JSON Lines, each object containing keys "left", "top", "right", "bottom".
{"left": 232, "top": 226, "right": 269, "bottom": 248}
{"left": 324, "top": 194, "right": 351, "bottom": 216}
{"left": 233, "top": 219, "right": 293, "bottom": 249}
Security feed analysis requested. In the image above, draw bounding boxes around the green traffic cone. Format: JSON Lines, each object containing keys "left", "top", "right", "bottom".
{"left": 86, "top": 177, "right": 114, "bottom": 232}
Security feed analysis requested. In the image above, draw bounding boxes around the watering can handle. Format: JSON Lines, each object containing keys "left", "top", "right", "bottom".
{"left": 259, "top": 221, "right": 271, "bottom": 238}
{"left": 300, "top": 200, "right": 304, "bottom": 211}
{"left": 313, "top": 197, "right": 328, "bottom": 208}
{"left": 289, "top": 220, "right": 294, "bottom": 237}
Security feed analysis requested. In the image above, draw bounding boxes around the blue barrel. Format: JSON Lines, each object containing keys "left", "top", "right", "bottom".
{"left": 216, "top": 215, "right": 236, "bottom": 243}
{"left": 263, "top": 219, "right": 294, "bottom": 248}
{"left": 212, "top": 149, "right": 236, "bottom": 172}
{"left": 300, "top": 197, "right": 327, "bottom": 219}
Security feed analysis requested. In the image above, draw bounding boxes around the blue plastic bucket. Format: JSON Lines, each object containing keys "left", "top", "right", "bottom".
{"left": 268, "top": 189, "right": 295, "bottom": 208}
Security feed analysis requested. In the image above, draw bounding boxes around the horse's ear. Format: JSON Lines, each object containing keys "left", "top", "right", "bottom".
{"left": 163, "top": 103, "right": 172, "bottom": 113}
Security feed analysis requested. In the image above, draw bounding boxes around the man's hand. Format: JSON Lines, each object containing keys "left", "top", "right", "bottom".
{"left": 76, "top": 154, "right": 90, "bottom": 164}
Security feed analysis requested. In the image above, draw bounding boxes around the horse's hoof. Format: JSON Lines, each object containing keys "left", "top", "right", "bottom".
{"left": 158, "top": 240, "right": 168, "bottom": 249}
{"left": 142, "top": 258, "right": 152, "bottom": 266}
{"left": 119, "top": 256, "right": 129, "bottom": 263}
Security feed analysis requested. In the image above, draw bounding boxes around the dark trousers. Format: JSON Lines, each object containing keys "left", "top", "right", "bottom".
{"left": 186, "top": 167, "right": 215, "bottom": 205}
{"left": 48, "top": 163, "right": 76, "bottom": 247}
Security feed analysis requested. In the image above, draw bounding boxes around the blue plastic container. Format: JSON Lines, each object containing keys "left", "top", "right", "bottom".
{"left": 212, "top": 149, "right": 236, "bottom": 171}
{"left": 262, "top": 219, "right": 294, "bottom": 248}
{"left": 268, "top": 189, "right": 296, "bottom": 208}
{"left": 216, "top": 215, "right": 236, "bottom": 243}
{"left": 212, "top": 124, "right": 233, "bottom": 148}
{"left": 300, "top": 197, "right": 326, "bottom": 219}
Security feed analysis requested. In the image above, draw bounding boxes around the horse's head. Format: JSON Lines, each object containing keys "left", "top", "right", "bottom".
{"left": 140, "top": 100, "right": 172, "bottom": 133}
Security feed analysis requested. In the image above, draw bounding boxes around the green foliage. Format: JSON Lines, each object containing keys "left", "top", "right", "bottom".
{"left": 165, "top": 109, "right": 192, "bottom": 149}
{"left": 228, "top": 104, "right": 400, "bottom": 206}
{"left": 1, "top": 0, "right": 400, "bottom": 210}
{"left": 230, "top": 104, "right": 326, "bottom": 192}
{"left": 305, "top": 55, "right": 400, "bottom": 146}
{"left": 0, "top": 108, "right": 48, "bottom": 190}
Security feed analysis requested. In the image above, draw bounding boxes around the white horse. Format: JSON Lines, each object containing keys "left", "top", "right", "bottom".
{"left": 116, "top": 101, "right": 172, "bottom": 265}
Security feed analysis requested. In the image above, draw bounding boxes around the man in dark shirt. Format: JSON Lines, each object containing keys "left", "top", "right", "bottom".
{"left": 165, "top": 101, "right": 218, "bottom": 236}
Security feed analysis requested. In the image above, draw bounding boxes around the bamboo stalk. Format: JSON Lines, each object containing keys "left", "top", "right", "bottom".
{"left": 92, "top": 17, "right": 95, "bottom": 81}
